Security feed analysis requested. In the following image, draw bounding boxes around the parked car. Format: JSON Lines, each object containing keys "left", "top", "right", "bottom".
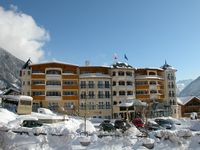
{"left": 11, "top": 117, "right": 46, "bottom": 135}
{"left": 21, "top": 119, "right": 43, "bottom": 128}
{"left": 114, "top": 119, "right": 131, "bottom": 131}
{"left": 132, "top": 118, "right": 145, "bottom": 128}
{"left": 154, "top": 118, "right": 172, "bottom": 129}
{"left": 145, "top": 120, "right": 163, "bottom": 131}
{"left": 99, "top": 120, "right": 115, "bottom": 132}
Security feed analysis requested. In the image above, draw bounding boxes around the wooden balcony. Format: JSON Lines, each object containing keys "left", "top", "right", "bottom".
{"left": 31, "top": 85, "right": 45, "bottom": 89}
{"left": 62, "top": 95, "right": 79, "bottom": 100}
{"left": 135, "top": 85, "right": 149, "bottom": 89}
{"left": 63, "top": 85, "right": 79, "bottom": 89}
{"left": 32, "top": 96, "right": 45, "bottom": 101}
{"left": 62, "top": 75, "right": 78, "bottom": 79}
{"left": 31, "top": 74, "right": 45, "bottom": 79}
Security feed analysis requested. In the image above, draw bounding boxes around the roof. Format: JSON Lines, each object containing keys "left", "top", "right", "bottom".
{"left": 30, "top": 60, "right": 79, "bottom": 67}
{"left": 118, "top": 99, "right": 147, "bottom": 107}
{"left": 177, "top": 96, "right": 200, "bottom": 105}
{"left": 137, "top": 67, "right": 164, "bottom": 71}
{"left": 111, "top": 62, "right": 134, "bottom": 69}
{"left": 2, "top": 95, "right": 33, "bottom": 101}
{"left": 2, "top": 88, "right": 20, "bottom": 95}
{"left": 160, "top": 60, "right": 176, "bottom": 70}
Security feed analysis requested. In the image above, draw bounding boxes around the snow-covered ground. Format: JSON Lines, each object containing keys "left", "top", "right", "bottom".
{"left": 0, "top": 108, "right": 200, "bottom": 150}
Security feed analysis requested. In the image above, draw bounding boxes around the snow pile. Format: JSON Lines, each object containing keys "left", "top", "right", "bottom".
{"left": 1, "top": 108, "right": 200, "bottom": 150}
{"left": 0, "top": 108, "right": 17, "bottom": 124}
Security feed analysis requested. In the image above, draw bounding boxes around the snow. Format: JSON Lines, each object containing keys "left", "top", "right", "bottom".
{"left": 0, "top": 108, "right": 200, "bottom": 150}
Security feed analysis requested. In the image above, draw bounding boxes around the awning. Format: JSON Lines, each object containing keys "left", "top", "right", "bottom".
{"left": 118, "top": 99, "right": 147, "bottom": 107}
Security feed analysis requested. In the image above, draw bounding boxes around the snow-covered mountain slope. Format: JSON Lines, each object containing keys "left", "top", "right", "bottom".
{"left": 0, "top": 47, "right": 24, "bottom": 90}
{"left": 176, "top": 79, "right": 193, "bottom": 95}
{"left": 179, "top": 77, "right": 200, "bottom": 97}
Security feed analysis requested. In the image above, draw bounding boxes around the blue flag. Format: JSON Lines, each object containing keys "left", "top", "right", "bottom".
{"left": 124, "top": 54, "right": 128, "bottom": 60}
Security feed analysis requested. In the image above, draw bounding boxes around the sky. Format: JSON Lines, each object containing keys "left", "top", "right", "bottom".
{"left": 0, "top": 0, "right": 200, "bottom": 81}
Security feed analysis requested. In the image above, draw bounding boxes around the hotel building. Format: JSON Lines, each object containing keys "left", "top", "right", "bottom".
{"left": 20, "top": 60, "right": 178, "bottom": 118}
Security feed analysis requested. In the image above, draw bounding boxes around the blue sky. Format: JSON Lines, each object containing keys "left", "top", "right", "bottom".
{"left": 1, "top": 0, "right": 200, "bottom": 80}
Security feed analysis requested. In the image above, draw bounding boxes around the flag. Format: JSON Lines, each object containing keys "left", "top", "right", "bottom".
{"left": 113, "top": 53, "right": 118, "bottom": 60}
{"left": 124, "top": 54, "right": 128, "bottom": 61}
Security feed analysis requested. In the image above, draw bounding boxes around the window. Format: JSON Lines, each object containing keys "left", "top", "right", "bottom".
{"left": 63, "top": 91, "right": 77, "bottom": 96}
{"left": 32, "top": 80, "right": 45, "bottom": 85}
{"left": 23, "top": 81, "right": 25, "bottom": 85}
{"left": 112, "top": 71, "right": 116, "bottom": 76}
{"left": 98, "top": 102, "right": 104, "bottom": 109}
{"left": 150, "top": 90, "right": 157, "bottom": 94}
{"left": 106, "top": 102, "right": 111, "bottom": 109}
{"left": 127, "top": 81, "right": 133, "bottom": 86}
{"left": 32, "top": 91, "right": 45, "bottom": 96}
{"left": 113, "top": 91, "right": 117, "bottom": 96}
{"left": 46, "top": 80, "right": 61, "bottom": 85}
{"left": 127, "top": 91, "right": 133, "bottom": 95}
{"left": 32, "top": 70, "right": 43, "bottom": 74}
{"left": 46, "top": 91, "right": 61, "bottom": 96}
{"left": 28, "top": 71, "right": 31, "bottom": 75}
{"left": 119, "top": 91, "right": 125, "bottom": 96}
{"left": 119, "top": 81, "right": 125, "bottom": 86}
{"left": 136, "top": 90, "right": 148, "bottom": 95}
{"left": 98, "top": 91, "right": 104, "bottom": 98}
{"left": 135, "top": 81, "right": 148, "bottom": 86}
{"left": 88, "top": 102, "right": 95, "bottom": 110}
{"left": 149, "top": 81, "right": 156, "bottom": 85}
{"left": 98, "top": 81, "right": 103, "bottom": 88}
{"left": 63, "top": 80, "right": 77, "bottom": 85}
{"left": 80, "top": 81, "right": 86, "bottom": 88}
{"left": 63, "top": 70, "right": 74, "bottom": 74}
{"left": 105, "top": 91, "right": 110, "bottom": 98}
{"left": 88, "top": 81, "right": 94, "bottom": 88}
{"left": 105, "top": 81, "right": 110, "bottom": 88}
{"left": 149, "top": 72, "right": 156, "bottom": 75}
{"left": 88, "top": 91, "right": 95, "bottom": 99}
{"left": 126, "top": 72, "right": 132, "bottom": 76}
{"left": 46, "top": 70, "right": 61, "bottom": 75}
{"left": 80, "top": 91, "right": 86, "bottom": 99}
{"left": 113, "top": 101, "right": 117, "bottom": 105}
{"left": 118, "top": 71, "right": 125, "bottom": 76}
{"left": 27, "top": 81, "right": 30, "bottom": 85}
{"left": 112, "top": 81, "right": 116, "bottom": 86}
{"left": 169, "top": 91, "right": 172, "bottom": 97}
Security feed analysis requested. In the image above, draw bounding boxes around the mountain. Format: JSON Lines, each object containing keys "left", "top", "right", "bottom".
{"left": 179, "top": 77, "right": 200, "bottom": 97}
{"left": 176, "top": 79, "right": 193, "bottom": 95}
{"left": 0, "top": 47, "right": 25, "bottom": 90}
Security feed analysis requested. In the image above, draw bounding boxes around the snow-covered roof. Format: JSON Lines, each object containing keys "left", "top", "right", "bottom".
{"left": 177, "top": 96, "right": 200, "bottom": 105}
{"left": 160, "top": 61, "right": 176, "bottom": 70}
{"left": 137, "top": 67, "right": 164, "bottom": 71}
{"left": 30, "top": 60, "right": 79, "bottom": 67}
{"left": 111, "top": 62, "right": 134, "bottom": 69}
{"left": 2, "top": 95, "right": 33, "bottom": 101}
{"left": 118, "top": 99, "right": 147, "bottom": 107}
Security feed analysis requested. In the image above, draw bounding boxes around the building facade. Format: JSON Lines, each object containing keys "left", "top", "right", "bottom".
{"left": 20, "top": 60, "right": 178, "bottom": 118}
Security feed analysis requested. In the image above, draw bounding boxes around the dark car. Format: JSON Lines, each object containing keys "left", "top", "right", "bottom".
{"left": 114, "top": 120, "right": 131, "bottom": 131}
{"left": 145, "top": 121, "right": 163, "bottom": 131}
{"left": 99, "top": 120, "right": 115, "bottom": 132}
{"left": 21, "top": 120, "right": 43, "bottom": 128}
{"left": 154, "top": 119, "right": 172, "bottom": 129}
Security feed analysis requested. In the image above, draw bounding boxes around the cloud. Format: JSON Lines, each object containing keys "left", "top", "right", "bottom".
{"left": 0, "top": 5, "right": 49, "bottom": 63}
